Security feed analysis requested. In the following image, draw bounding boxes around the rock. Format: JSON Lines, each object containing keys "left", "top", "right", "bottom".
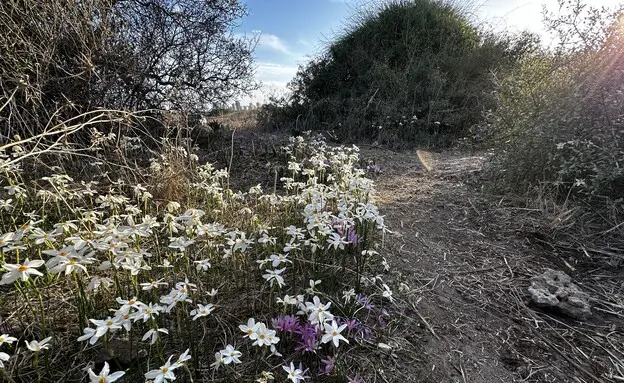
{"left": 528, "top": 268, "right": 591, "bottom": 319}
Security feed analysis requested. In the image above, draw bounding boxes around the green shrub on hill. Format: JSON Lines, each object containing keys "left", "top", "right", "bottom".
{"left": 260, "top": 0, "right": 536, "bottom": 147}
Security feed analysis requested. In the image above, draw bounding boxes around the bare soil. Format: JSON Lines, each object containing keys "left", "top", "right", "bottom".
{"left": 364, "top": 147, "right": 624, "bottom": 383}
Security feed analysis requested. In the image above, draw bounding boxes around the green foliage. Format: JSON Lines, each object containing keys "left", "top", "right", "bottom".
{"left": 260, "top": 0, "right": 536, "bottom": 147}
{"left": 485, "top": 1, "right": 624, "bottom": 201}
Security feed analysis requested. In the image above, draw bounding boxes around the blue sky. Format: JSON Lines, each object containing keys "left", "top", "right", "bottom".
{"left": 235, "top": 0, "right": 623, "bottom": 104}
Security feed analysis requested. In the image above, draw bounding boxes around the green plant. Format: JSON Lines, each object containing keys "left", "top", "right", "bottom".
{"left": 260, "top": 0, "right": 536, "bottom": 147}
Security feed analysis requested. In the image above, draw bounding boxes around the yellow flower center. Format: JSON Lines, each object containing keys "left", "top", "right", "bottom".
{"left": 161, "top": 367, "right": 168, "bottom": 373}
{"left": 99, "top": 378, "right": 106, "bottom": 383}
{"left": 259, "top": 334, "right": 265, "bottom": 339}
{"left": 18, "top": 265, "right": 28, "bottom": 272}
{"left": 332, "top": 331, "right": 338, "bottom": 336}
{"left": 106, "top": 321, "right": 113, "bottom": 326}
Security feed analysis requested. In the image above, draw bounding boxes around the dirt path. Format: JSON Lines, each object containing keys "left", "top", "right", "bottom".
{"left": 364, "top": 147, "right": 624, "bottom": 383}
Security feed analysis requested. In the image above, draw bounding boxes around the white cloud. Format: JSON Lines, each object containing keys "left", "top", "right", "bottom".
{"left": 255, "top": 61, "right": 299, "bottom": 81}
{"left": 258, "top": 33, "right": 290, "bottom": 54}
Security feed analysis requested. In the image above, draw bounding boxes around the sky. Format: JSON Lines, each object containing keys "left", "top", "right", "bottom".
{"left": 234, "top": 0, "right": 624, "bottom": 105}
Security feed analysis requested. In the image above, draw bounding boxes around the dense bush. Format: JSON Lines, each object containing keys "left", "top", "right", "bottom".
{"left": 485, "top": 1, "right": 624, "bottom": 200}
{"left": 259, "top": 0, "right": 536, "bottom": 147}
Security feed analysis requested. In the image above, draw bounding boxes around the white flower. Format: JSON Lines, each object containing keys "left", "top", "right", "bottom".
{"left": 134, "top": 303, "right": 162, "bottom": 322}
{"left": 190, "top": 303, "right": 214, "bottom": 320}
{"left": 382, "top": 283, "right": 394, "bottom": 302}
{"left": 220, "top": 344, "right": 242, "bottom": 364}
{"left": 276, "top": 295, "right": 299, "bottom": 305}
{"left": 252, "top": 323, "right": 277, "bottom": 347}
{"left": 262, "top": 268, "right": 286, "bottom": 288}
{"left": 321, "top": 320, "right": 349, "bottom": 347}
{"left": 0, "top": 334, "right": 17, "bottom": 346}
{"left": 239, "top": 318, "right": 260, "bottom": 340}
{"left": 90, "top": 317, "right": 122, "bottom": 338}
{"left": 269, "top": 253, "right": 291, "bottom": 267}
{"left": 87, "top": 276, "right": 113, "bottom": 292}
{"left": 140, "top": 279, "right": 168, "bottom": 291}
{"left": 210, "top": 352, "right": 224, "bottom": 370}
{"left": 283, "top": 362, "right": 306, "bottom": 383}
{"left": 142, "top": 328, "right": 169, "bottom": 345}
{"left": 0, "top": 258, "right": 45, "bottom": 284}
{"left": 88, "top": 361, "right": 125, "bottom": 382}
{"left": 168, "top": 236, "right": 195, "bottom": 252}
{"left": 194, "top": 259, "right": 211, "bottom": 271}
{"left": 304, "top": 296, "right": 334, "bottom": 325}
{"left": 0, "top": 352, "right": 9, "bottom": 369}
{"left": 77, "top": 327, "right": 99, "bottom": 345}
{"left": 144, "top": 355, "right": 179, "bottom": 383}
{"left": 175, "top": 349, "right": 191, "bottom": 365}
{"left": 327, "top": 233, "right": 349, "bottom": 250}
{"left": 342, "top": 289, "right": 356, "bottom": 303}
{"left": 25, "top": 337, "right": 52, "bottom": 352}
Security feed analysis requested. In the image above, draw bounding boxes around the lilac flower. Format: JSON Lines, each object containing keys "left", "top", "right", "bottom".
{"left": 272, "top": 315, "right": 298, "bottom": 333}
{"left": 320, "top": 356, "right": 336, "bottom": 374}
{"left": 356, "top": 294, "right": 374, "bottom": 310}
{"left": 346, "top": 229, "right": 360, "bottom": 246}
{"left": 294, "top": 322, "right": 319, "bottom": 353}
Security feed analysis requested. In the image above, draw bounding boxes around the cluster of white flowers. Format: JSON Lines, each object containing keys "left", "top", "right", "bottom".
{"left": 0, "top": 133, "right": 393, "bottom": 382}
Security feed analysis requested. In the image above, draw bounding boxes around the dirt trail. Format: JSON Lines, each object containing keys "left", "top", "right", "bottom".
{"left": 364, "top": 148, "right": 623, "bottom": 383}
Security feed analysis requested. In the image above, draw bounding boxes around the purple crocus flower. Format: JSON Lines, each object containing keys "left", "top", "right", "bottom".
{"left": 356, "top": 294, "right": 374, "bottom": 310}
{"left": 320, "top": 356, "right": 336, "bottom": 374}
{"left": 346, "top": 228, "right": 360, "bottom": 246}
{"left": 272, "top": 315, "right": 298, "bottom": 333}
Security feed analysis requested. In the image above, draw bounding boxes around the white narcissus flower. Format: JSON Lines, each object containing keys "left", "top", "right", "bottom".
{"left": 190, "top": 303, "right": 214, "bottom": 321}
{"left": 304, "top": 296, "right": 334, "bottom": 325}
{"left": 142, "top": 328, "right": 168, "bottom": 345}
{"left": 193, "top": 259, "right": 211, "bottom": 271}
{"left": 175, "top": 349, "right": 191, "bottom": 365}
{"left": 262, "top": 268, "right": 286, "bottom": 288}
{"left": 0, "top": 352, "right": 9, "bottom": 369}
{"left": 283, "top": 362, "right": 306, "bottom": 383}
{"left": 77, "top": 327, "right": 98, "bottom": 345}
{"left": 25, "top": 337, "right": 52, "bottom": 352}
{"left": 219, "top": 344, "right": 242, "bottom": 364}
{"left": 321, "top": 320, "right": 349, "bottom": 347}
{"left": 210, "top": 352, "right": 224, "bottom": 370}
{"left": 88, "top": 361, "right": 125, "bottom": 382}
{"left": 0, "top": 334, "right": 17, "bottom": 346}
{"left": 0, "top": 258, "right": 45, "bottom": 284}
{"left": 90, "top": 317, "right": 122, "bottom": 338}
{"left": 276, "top": 295, "right": 298, "bottom": 305}
{"left": 252, "top": 323, "right": 277, "bottom": 348}
{"left": 239, "top": 318, "right": 259, "bottom": 340}
{"left": 144, "top": 355, "right": 179, "bottom": 383}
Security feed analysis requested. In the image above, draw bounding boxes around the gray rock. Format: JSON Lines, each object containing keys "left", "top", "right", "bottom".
{"left": 528, "top": 268, "right": 591, "bottom": 319}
